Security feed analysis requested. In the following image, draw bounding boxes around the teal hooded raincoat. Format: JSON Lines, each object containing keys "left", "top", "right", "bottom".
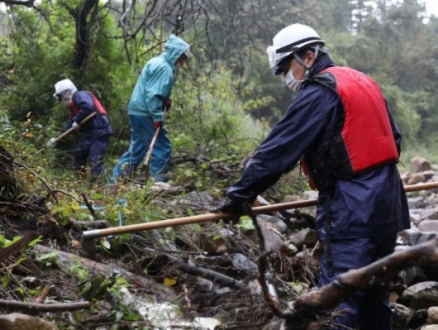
{"left": 128, "top": 35, "right": 190, "bottom": 122}
{"left": 110, "top": 35, "right": 189, "bottom": 183}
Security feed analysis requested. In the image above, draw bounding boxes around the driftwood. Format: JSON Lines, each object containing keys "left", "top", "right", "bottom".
{"left": 0, "top": 299, "right": 90, "bottom": 312}
{"left": 265, "top": 238, "right": 438, "bottom": 330}
{"left": 33, "top": 245, "right": 175, "bottom": 301}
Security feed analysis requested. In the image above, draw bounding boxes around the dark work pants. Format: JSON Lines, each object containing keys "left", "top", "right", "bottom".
{"left": 74, "top": 134, "right": 110, "bottom": 178}
{"left": 319, "top": 233, "right": 397, "bottom": 330}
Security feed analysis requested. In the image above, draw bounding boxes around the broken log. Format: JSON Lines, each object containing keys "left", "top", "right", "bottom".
{"left": 33, "top": 245, "right": 175, "bottom": 302}
{"left": 270, "top": 238, "right": 438, "bottom": 330}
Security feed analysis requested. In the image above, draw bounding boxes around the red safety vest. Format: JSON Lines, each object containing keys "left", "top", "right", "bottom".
{"left": 301, "top": 66, "right": 399, "bottom": 190}
{"left": 69, "top": 92, "right": 109, "bottom": 118}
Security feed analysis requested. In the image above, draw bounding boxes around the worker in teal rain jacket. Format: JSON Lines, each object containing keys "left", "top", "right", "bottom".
{"left": 110, "top": 34, "right": 190, "bottom": 183}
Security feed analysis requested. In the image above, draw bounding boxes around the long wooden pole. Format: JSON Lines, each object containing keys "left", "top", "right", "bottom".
{"left": 39, "top": 112, "right": 97, "bottom": 153}
{"left": 82, "top": 181, "right": 438, "bottom": 239}
{"left": 52, "top": 112, "right": 97, "bottom": 144}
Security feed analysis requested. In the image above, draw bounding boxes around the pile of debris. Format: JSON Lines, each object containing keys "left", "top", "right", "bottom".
{"left": 2, "top": 153, "right": 438, "bottom": 330}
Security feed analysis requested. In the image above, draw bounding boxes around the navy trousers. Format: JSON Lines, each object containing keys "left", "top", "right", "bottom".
{"left": 319, "top": 233, "right": 397, "bottom": 330}
{"left": 74, "top": 134, "right": 110, "bottom": 178}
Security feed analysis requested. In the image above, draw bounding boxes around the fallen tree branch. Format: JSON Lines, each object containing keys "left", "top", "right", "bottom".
{"left": 270, "top": 238, "right": 438, "bottom": 330}
{"left": 81, "top": 193, "right": 98, "bottom": 220}
{"left": 33, "top": 285, "right": 50, "bottom": 304}
{"left": 0, "top": 231, "right": 38, "bottom": 263}
{"left": 295, "top": 238, "right": 438, "bottom": 313}
{"left": 0, "top": 299, "right": 90, "bottom": 312}
{"left": 14, "top": 160, "right": 58, "bottom": 203}
{"left": 143, "top": 247, "right": 246, "bottom": 290}
{"left": 244, "top": 203, "right": 284, "bottom": 317}
{"left": 70, "top": 219, "right": 109, "bottom": 229}
{"left": 33, "top": 245, "right": 175, "bottom": 301}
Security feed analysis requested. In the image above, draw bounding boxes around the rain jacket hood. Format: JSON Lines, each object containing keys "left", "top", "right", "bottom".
{"left": 164, "top": 34, "right": 190, "bottom": 64}
{"left": 128, "top": 35, "right": 190, "bottom": 121}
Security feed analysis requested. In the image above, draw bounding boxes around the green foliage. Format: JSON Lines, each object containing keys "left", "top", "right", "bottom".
{"left": 69, "top": 262, "right": 89, "bottom": 281}
{"left": 0, "top": 2, "right": 76, "bottom": 122}
{"left": 1, "top": 0, "right": 438, "bottom": 226}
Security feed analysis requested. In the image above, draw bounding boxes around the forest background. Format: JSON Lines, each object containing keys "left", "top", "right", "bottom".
{"left": 0, "top": 0, "right": 438, "bottom": 189}
{"left": 0, "top": 1, "right": 438, "bottom": 328}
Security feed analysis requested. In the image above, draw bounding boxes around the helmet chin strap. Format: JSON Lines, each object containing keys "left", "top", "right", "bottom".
{"left": 293, "top": 44, "right": 321, "bottom": 80}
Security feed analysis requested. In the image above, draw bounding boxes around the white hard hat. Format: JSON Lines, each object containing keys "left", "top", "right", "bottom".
{"left": 266, "top": 24, "right": 325, "bottom": 76}
{"left": 53, "top": 79, "right": 77, "bottom": 98}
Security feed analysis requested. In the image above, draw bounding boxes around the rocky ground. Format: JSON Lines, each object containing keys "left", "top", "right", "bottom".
{"left": 2, "top": 149, "right": 438, "bottom": 330}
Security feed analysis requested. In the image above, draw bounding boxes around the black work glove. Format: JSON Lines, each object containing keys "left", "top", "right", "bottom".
{"left": 212, "top": 199, "right": 245, "bottom": 224}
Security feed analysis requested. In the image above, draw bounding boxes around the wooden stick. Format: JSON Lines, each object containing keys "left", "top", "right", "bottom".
{"left": 143, "top": 126, "right": 161, "bottom": 168}
{"left": 39, "top": 112, "right": 97, "bottom": 153}
{"left": 82, "top": 181, "right": 438, "bottom": 239}
{"left": 0, "top": 299, "right": 91, "bottom": 312}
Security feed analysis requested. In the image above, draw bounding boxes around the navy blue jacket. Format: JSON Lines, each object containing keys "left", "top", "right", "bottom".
{"left": 226, "top": 56, "right": 410, "bottom": 240}
{"left": 64, "top": 91, "right": 113, "bottom": 138}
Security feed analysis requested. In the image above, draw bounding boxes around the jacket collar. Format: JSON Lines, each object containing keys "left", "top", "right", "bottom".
{"left": 308, "top": 55, "right": 336, "bottom": 78}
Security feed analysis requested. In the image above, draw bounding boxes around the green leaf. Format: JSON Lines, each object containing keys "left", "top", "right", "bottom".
{"left": 289, "top": 282, "right": 304, "bottom": 293}
{"left": 125, "top": 314, "right": 142, "bottom": 321}
{"left": 91, "top": 193, "right": 104, "bottom": 200}
{"left": 235, "top": 216, "right": 254, "bottom": 231}
{"left": 102, "top": 239, "right": 111, "bottom": 250}
{"left": 28, "top": 236, "right": 43, "bottom": 247}
{"left": 2, "top": 273, "right": 10, "bottom": 288}
{"left": 35, "top": 251, "right": 59, "bottom": 261}
{"left": 192, "top": 223, "right": 201, "bottom": 233}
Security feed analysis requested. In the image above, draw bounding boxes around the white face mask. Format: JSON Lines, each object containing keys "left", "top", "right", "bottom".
{"left": 283, "top": 63, "right": 304, "bottom": 92}
{"left": 60, "top": 91, "right": 73, "bottom": 106}
{"left": 62, "top": 95, "right": 72, "bottom": 106}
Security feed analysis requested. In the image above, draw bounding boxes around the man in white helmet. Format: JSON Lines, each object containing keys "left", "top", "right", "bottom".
{"left": 50, "top": 78, "right": 113, "bottom": 181}
{"left": 215, "top": 24, "right": 410, "bottom": 329}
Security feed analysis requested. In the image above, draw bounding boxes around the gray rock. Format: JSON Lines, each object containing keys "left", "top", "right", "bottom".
{"left": 178, "top": 191, "right": 214, "bottom": 207}
{"left": 258, "top": 214, "right": 288, "bottom": 233}
{"left": 244, "top": 219, "right": 286, "bottom": 253}
{"left": 398, "top": 229, "right": 437, "bottom": 246}
{"left": 0, "top": 313, "right": 58, "bottom": 330}
{"left": 408, "top": 173, "right": 427, "bottom": 185}
{"left": 411, "top": 156, "right": 431, "bottom": 173}
{"left": 231, "top": 253, "right": 258, "bottom": 277}
{"left": 408, "top": 197, "right": 429, "bottom": 209}
{"left": 398, "top": 267, "right": 428, "bottom": 288}
{"left": 288, "top": 228, "right": 317, "bottom": 249}
{"left": 427, "top": 306, "right": 438, "bottom": 324}
{"left": 419, "top": 220, "right": 438, "bottom": 232}
{"left": 287, "top": 244, "right": 298, "bottom": 256}
{"left": 400, "top": 281, "right": 438, "bottom": 309}
{"left": 391, "top": 302, "right": 413, "bottom": 330}
{"left": 420, "top": 207, "right": 438, "bottom": 222}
